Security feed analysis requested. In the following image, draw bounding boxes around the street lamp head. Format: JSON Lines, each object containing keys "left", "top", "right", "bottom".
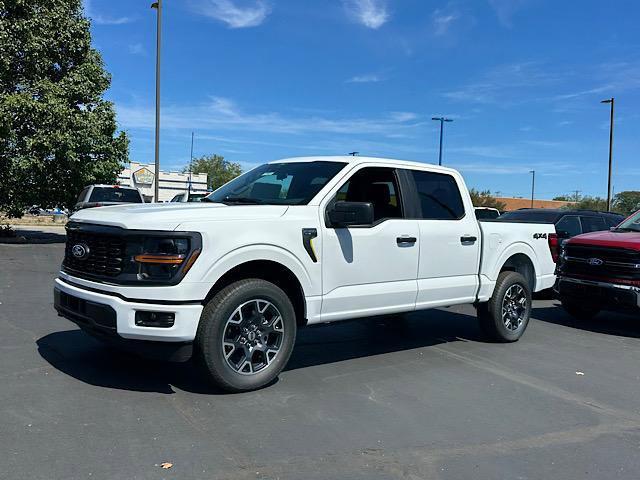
{"left": 431, "top": 117, "right": 441, "bottom": 121}
{"left": 444, "top": 118, "right": 454, "bottom": 122}
{"left": 600, "top": 98, "right": 613, "bottom": 104}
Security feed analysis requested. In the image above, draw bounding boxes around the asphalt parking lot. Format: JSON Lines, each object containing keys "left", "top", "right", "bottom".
{"left": 2, "top": 232, "right": 640, "bottom": 480}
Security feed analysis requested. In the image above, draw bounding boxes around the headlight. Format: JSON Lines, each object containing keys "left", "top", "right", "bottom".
{"left": 133, "top": 237, "right": 200, "bottom": 281}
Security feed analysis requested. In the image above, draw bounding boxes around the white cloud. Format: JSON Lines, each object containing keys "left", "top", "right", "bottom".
{"left": 487, "top": 0, "right": 530, "bottom": 28}
{"left": 346, "top": 74, "right": 383, "bottom": 83}
{"left": 116, "top": 96, "right": 425, "bottom": 137}
{"left": 194, "top": 0, "right": 271, "bottom": 28}
{"left": 128, "top": 43, "right": 146, "bottom": 56}
{"left": 84, "top": 0, "right": 134, "bottom": 25}
{"left": 343, "top": 0, "right": 389, "bottom": 29}
{"left": 443, "top": 62, "right": 562, "bottom": 104}
{"left": 431, "top": 8, "right": 460, "bottom": 36}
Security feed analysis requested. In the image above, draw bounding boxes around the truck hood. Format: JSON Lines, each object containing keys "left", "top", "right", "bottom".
{"left": 568, "top": 230, "right": 640, "bottom": 251}
{"left": 70, "top": 203, "right": 289, "bottom": 230}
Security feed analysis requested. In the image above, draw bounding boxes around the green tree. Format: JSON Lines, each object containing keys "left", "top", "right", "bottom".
{"left": 469, "top": 189, "right": 506, "bottom": 211}
{"left": 562, "top": 196, "right": 607, "bottom": 212}
{"left": 185, "top": 154, "right": 243, "bottom": 190}
{"left": 0, "top": 0, "right": 128, "bottom": 217}
{"left": 613, "top": 191, "right": 640, "bottom": 216}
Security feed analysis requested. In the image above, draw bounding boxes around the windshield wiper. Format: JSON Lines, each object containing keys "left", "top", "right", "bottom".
{"left": 614, "top": 226, "right": 640, "bottom": 232}
{"left": 221, "top": 196, "right": 263, "bottom": 205}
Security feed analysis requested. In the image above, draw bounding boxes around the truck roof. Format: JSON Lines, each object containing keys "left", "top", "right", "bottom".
{"left": 271, "top": 156, "right": 459, "bottom": 175}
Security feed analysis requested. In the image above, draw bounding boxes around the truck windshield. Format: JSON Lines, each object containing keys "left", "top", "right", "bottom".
{"left": 615, "top": 211, "right": 640, "bottom": 232}
{"left": 89, "top": 187, "right": 142, "bottom": 203}
{"left": 206, "top": 161, "right": 347, "bottom": 205}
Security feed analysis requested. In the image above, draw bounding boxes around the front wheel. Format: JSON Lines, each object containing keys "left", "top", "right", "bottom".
{"left": 477, "top": 271, "right": 532, "bottom": 342}
{"left": 196, "top": 279, "right": 297, "bottom": 392}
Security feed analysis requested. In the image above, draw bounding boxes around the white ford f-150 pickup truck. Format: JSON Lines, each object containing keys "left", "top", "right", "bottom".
{"left": 54, "top": 156, "right": 557, "bottom": 391}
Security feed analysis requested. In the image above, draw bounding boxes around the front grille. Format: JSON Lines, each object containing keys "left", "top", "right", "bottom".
{"left": 561, "top": 244, "right": 640, "bottom": 281}
{"left": 64, "top": 229, "right": 126, "bottom": 277}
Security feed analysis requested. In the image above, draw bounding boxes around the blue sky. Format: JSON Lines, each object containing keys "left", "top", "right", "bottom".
{"left": 85, "top": 0, "right": 640, "bottom": 199}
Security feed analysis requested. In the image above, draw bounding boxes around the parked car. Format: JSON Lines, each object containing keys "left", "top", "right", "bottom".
{"left": 475, "top": 207, "right": 501, "bottom": 220}
{"left": 555, "top": 209, "right": 640, "bottom": 319}
{"left": 54, "top": 156, "right": 557, "bottom": 392}
{"left": 169, "top": 192, "right": 208, "bottom": 203}
{"left": 74, "top": 185, "right": 145, "bottom": 212}
{"left": 498, "top": 209, "right": 624, "bottom": 244}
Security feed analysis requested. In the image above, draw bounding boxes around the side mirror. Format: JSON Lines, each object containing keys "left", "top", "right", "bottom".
{"left": 327, "top": 201, "right": 374, "bottom": 228}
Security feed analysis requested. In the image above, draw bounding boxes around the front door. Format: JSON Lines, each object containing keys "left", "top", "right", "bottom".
{"left": 320, "top": 166, "right": 419, "bottom": 321}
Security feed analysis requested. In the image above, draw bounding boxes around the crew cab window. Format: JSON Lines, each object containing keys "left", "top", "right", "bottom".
{"left": 336, "top": 167, "right": 403, "bottom": 222}
{"left": 556, "top": 215, "right": 581, "bottom": 237}
{"left": 410, "top": 170, "right": 465, "bottom": 220}
{"left": 580, "top": 216, "right": 606, "bottom": 233}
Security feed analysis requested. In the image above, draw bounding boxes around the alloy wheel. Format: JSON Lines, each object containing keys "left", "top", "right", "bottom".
{"left": 221, "top": 299, "right": 284, "bottom": 375}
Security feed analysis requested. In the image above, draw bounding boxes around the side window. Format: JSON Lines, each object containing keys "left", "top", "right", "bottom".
{"left": 76, "top": 187, "right": 90, "bottom": 203}
{"left": 410, "top": 170, "right": 465, "bottom": 220}
{"left": 336, "top": 167, "right": 403, "bottom": 222}
{"left": 556, "top": 215, "right": 581, "bottom": 237}
{"left": 580, "top": 216, "right": 606, "bottom": 233}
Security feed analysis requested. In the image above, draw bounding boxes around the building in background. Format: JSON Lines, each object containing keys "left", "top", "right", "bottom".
{"left": 118, "top": 162, "right": 208, "bottom": 202}
{"left": 496, "top": 197, "right": 575, "bottom": 211}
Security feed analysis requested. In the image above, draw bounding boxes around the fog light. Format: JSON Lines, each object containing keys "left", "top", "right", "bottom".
{"left": 135, "top": 311, "right": 175, "bottom": 328}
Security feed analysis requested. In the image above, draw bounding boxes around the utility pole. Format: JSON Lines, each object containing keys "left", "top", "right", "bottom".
{"left": 572, "top": 190, "right": 581, "bottom": 203}
{"left": 189, "top": 131, "right": 194, "bottom": 193}
{"left": 431, "top": 117, "right": 453, "bottom": 166}
{"left": 152, "top": 0, "right": 162, "bottom": 202}
{"left": 601, "top": 98, "right": 614, "bottom": 212}
{"left": 530, "top": 170, "right": 536, "bottom": 208}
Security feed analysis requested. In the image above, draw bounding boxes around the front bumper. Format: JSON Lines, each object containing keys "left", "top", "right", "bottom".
{"left": 555, "top": 276, "right": 640, "bottom": 312}
{"left": 54, "top": 278, "right": 204, "bottom": 359}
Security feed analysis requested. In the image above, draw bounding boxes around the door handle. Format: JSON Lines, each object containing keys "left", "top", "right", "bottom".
{"left": 397, "top": 236, "right": 417, "bottom": 245}
{"left": 460, "top": 235, "right": 477, "bottom": 245}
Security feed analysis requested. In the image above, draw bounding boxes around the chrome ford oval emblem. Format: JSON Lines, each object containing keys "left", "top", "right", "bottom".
{"left": 587, "top": 258, "right": 603, "bottom": 266}
{"left": 71, "top": 243, "right": 90, "bottom": 260}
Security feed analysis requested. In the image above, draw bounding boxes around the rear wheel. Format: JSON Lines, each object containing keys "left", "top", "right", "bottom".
{"left": 196, "top": 279, "right": 297, "bottom": 392}
{"left": 478, "top": 271, "right": 532, "bottom": 342}
{"left": 561, "top": 299, "right": 600, "bottom": 320}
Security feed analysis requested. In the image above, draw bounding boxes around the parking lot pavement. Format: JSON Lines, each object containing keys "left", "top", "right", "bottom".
{"left": 2, "top": 241, "right": 640, "bottom": 480}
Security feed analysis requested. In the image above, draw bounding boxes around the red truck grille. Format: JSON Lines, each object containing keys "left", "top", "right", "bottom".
{"left": 560, "top": 244, "right": 640, "bottom": 283}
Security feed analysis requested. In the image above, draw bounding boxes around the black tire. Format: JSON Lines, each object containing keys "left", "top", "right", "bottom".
{"left": 477, "top": 271, "right": 532, "bottom": 342}
{"left": 561, "top": 299, "right": 600, "bottom": 320}
{"left": 196, "top": 279, "right": 297, "bottom": 392}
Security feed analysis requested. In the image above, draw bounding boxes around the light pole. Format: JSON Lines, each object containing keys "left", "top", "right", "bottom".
{"left": 188, "top": 131, "right": 194, "bottom": 193}
{"left": 530, "top": 170, "right": 535, "bottom": 208}
{"left": 601, "top": 98, "right": 614, "bottom": 212}
{"left": 431, "top": 117, "right": 453, "bottom": 166}
{"left": 152, "top": 0, "right": 162, "bottom": 202}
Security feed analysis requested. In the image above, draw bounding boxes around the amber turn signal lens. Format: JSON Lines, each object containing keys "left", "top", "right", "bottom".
{"left": 134, "top": 254, "right": 185, "bottom": 264}
{"left": 181, "top": 249, "right": 201, "bottom": 274}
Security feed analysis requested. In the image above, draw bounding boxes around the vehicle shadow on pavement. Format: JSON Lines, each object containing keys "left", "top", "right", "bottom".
{"left": 13, "top": 228, "right": 67, "bottom": 244}
{"left": 532, "top": 304, "right": 640, "bottom": 339}
{"left": 36, "top": 309, "right": 483, "bottom": 395}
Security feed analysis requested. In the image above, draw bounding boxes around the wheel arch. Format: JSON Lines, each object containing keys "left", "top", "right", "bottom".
{"left": 204, "top": 259, "right": 308, "bottom": 327}
{"left": 498, "top": 252, "right": 536, "bottom": 292}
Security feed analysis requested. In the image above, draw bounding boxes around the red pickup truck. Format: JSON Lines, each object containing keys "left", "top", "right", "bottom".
{"left": 555, "top": 209, "right": 640, "bottom": 319}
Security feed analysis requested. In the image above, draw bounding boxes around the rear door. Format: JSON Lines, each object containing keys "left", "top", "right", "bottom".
{"left": 320, "top": 166, "right": 419, "bottom": 321}
{"left": 405, "top": 168, "right": 482, "bottom": 308}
